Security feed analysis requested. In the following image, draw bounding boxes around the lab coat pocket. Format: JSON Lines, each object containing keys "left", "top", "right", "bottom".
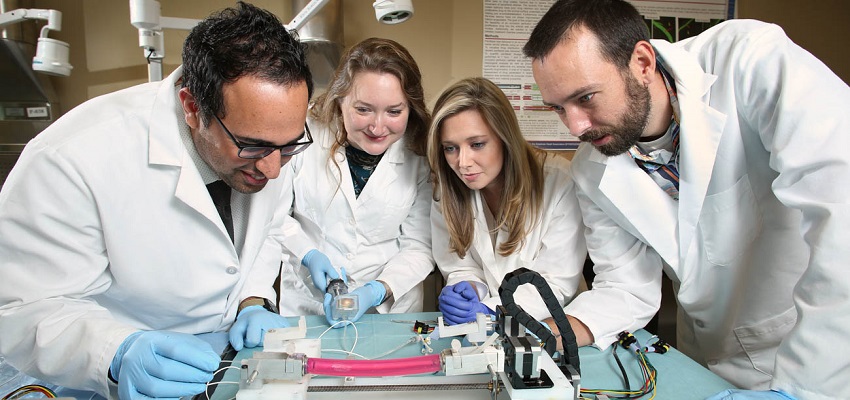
{"left": 363, "top": 203, "right": 410, "bottom": 244}
{"left": 361, "top": 189, "right": 415, "bottom": 244}
{"left": 733, "top": 307, "right": 797, "bottom": 376}
{"left": 699, "top": 175, "right": 762, "bottom": 266}
{"left": 292, "top": 173, "right": 321, "bottom": 225}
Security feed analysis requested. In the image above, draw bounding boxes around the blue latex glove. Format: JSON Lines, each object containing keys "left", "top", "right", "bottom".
{"left": 324, "top": 280, "right": 385, "bottom": 328}
{"left": 705, "top": 389, "right": 797, "bottom": 400}
{"left": 110, "top": 330, "right": 220, "bottom": 400}
{"left": 302, "top": 249, "right": 340, "bottom": 291}
{"left": 229, "top": 305, "right": 291, "bottom": 351}
{"left": 439, "top": 281, "right": 494, "bottom": 325}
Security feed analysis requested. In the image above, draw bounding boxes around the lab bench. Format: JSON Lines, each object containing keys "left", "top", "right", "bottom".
{"left": 209, "top": 312, "right": 735, "bottom": 400}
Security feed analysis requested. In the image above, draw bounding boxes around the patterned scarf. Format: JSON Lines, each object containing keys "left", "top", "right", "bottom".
{"left": 346, "top": 145, "right": 383, "bottom": 197}
{"left": 628, "top": 58, "right": 681, "bottom": 200}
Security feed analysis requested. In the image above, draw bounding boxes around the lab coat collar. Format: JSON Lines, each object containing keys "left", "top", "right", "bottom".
{"left": 148, "top": 66, "right": 187, "bottom": 168}
{"left": 144, "top": 66, "right": 234, "bottom": 247}
{"left": 651, "top": 40, "right": 717, "bottom": 98}
{"left": 653, "top": 41, "right": 726, "bottom": 261}
{"left": 598, "top": 152, "right": 680, "bottom": 265}
{"left": 353, "top": 137, "right": 405, "bottom": 206}
{"left": 591, "top": 42, "right": 726, "bottom": 265}
{"left": 314, "top": 123, "right": 407, "bottom": 208}
{"left": 470, "top": 191, "right": 499, "bottom": 267}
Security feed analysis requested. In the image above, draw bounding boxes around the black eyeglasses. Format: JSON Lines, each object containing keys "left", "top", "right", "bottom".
{"left": 214, "top": 114, "right": 313, "bottom": 159}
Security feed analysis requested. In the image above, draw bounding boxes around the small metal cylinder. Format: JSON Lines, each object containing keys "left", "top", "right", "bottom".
{"left": 326, "top": 278, "right": 348, "bottom": 297}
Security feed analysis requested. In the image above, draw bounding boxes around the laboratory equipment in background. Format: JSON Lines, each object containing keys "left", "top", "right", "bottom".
{"left": 0, "top": 7, "right": 72, "bottom": 76}
{"left": 293, "top": 0, "right": 343, "bottom": 94}
{"left": 129, "top": 0, "right": 413, "bottom": 88}
{"left": 128, "top": 0, "right": 200, "bottom": 82}
{"left": 373, "top": 0, "right": 414, "bottom": 24}
{"left": 0, "top": 1, "right": 70, "bottom": 188}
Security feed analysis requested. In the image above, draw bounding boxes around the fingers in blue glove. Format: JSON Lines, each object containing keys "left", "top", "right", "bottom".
{"left": 302, "top": 249, "right": 340, "bottom": 291}
{"left": 229, "top": 305, "right": 291, "bottom": 351}
{"left": 451, "top": 281, "right": 479, "bottom": 301}
{"left": 440, "top": 284, "right": 465, "bottom": 300}
{"left": 327, "top": 281, "right": 385, "bottom": 329}
{"left": 439, "top": 282, "right": 495, "bottom": 325}
{"left": 440, "top": 291, "right": 477, "bottom": 311}
{"left": 113, "top": 331, "right": 220, "bottom": 399}
{"left": 440, "top": 308, "right": 475, "bottom": 325}
{"left": 439, "top": 291, "right": 476, "bottom": 325}
{"left": 322, "top": 293, "right": 351, "bottom": 328}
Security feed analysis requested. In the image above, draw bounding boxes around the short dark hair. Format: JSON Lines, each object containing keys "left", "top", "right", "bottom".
{"left": 523, "top": 0, "right": 648, "bottom": 70}
{"left": 182, "top": 1, "right": 313, "bottom": 125}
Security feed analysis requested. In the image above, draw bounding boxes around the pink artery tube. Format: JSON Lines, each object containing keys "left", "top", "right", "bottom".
{"left": 305, "top": 354, "right": 442, "bottom": 377}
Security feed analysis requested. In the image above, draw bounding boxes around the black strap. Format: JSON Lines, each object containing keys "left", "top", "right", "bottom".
{"left": 498, "top": 267, "right": 580, "bottom": 374}
{"left": 206, "top": 180, "right": 234, "bottom": 243}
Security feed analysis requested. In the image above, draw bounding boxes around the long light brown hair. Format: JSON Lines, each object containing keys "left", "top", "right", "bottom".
{"left": 310, "top": 37, "right": 431, "bottom": 173}
{"left": 428, "top": 77, "right": 547, "bottom": 258}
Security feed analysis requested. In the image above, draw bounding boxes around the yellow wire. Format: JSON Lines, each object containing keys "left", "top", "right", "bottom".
{"left": 2, "top": 385, "right": 57, "bottom": 400}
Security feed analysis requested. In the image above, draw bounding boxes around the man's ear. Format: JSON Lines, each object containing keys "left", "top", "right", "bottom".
{"left": 178, "top": 88, "right": 201, "bottom": 130}
{"left": 630, "top": 40, "right": 658, "bottom": 85}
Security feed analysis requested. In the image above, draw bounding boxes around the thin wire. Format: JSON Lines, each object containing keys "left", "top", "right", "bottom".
{"left": 343, "top": 321, "right": 359, "bottom": 354}
{"left": 612, "top": 343, "right": 631, "bottom": 390}
{"left": 317, "top": 320, "right": 351, "bottom": 338}
{"left": 207, "top": 381, "right": 241, "bottom": 388}
{"left": 370, "top": 336, "right": 418, "bottom": 359}
{"left": 580, "top": 339, "right": 660, "bottom": 399}
{"left": 215, "top": 365, "right": 243, "bottom": 375}
{"left": 206, "top": 366, "right": 243, "bottom": 400}
{"left": 1, "top": 385, "right": 57, "bottom": 400}
{"left": 317, "top": 320, "right": 361, "bottom": 359}
{"left": 319, "top": 320, "right": 360, "bottom": 353}
{"left": 321, "top": 348, "right": 370, "bottom": 359}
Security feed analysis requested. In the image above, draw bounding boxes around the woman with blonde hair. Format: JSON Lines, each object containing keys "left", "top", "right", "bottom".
{"left": 429, "top": 77, "right": 587, "bottom": 324}
{"left": 277, "top": 38, "right": 433, "bottom": 326}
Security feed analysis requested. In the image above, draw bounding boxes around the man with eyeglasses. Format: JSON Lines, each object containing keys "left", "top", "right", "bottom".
{"left": 0, "top": 3, "right": 312, "bottom": 399}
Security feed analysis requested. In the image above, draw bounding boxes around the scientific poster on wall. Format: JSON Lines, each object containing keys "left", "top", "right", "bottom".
{"left": 483, "top": 0, "right": 736, "bottom": 150}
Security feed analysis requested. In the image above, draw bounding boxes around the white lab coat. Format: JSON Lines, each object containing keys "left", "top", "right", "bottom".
{"left": 432, "top": 155, "right": 587, "bottom": 321}
{"left": 0, "top": 68, "right": 284, "bottom": 399}
{"left": 276, "top": 121, "right": 434, "bottom": 316}
{"left": 565, "top": 20, "right": 850, "bottom": 399}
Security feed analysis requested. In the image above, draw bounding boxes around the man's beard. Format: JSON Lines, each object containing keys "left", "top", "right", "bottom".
{"left": 580, "top": 72, "right": 651, "bottom": 156}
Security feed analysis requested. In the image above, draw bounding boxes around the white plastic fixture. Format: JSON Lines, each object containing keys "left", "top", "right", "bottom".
{"left": 0, "top": 8, "right": 73, "bottom": 76}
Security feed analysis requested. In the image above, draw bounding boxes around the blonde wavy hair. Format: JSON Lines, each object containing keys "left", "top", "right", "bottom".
{"left": 428, "top": 77, "right": 547, "bottom": 258}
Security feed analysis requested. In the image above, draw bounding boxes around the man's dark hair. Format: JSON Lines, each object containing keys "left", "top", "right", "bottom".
{"left": 523, "top": 0, "right": 649, "bottom": 70}
{"left": 182, "top": 1, "right": 313, "bottom": 125}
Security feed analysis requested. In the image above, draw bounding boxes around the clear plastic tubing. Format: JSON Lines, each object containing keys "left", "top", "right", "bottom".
{"left": 305, "top": 354, "right": 442, "bottom": 377}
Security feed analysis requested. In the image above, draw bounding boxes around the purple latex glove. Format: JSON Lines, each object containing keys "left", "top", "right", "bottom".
{"left": 439, "top": 281, "right": 494, "bottom": 325}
